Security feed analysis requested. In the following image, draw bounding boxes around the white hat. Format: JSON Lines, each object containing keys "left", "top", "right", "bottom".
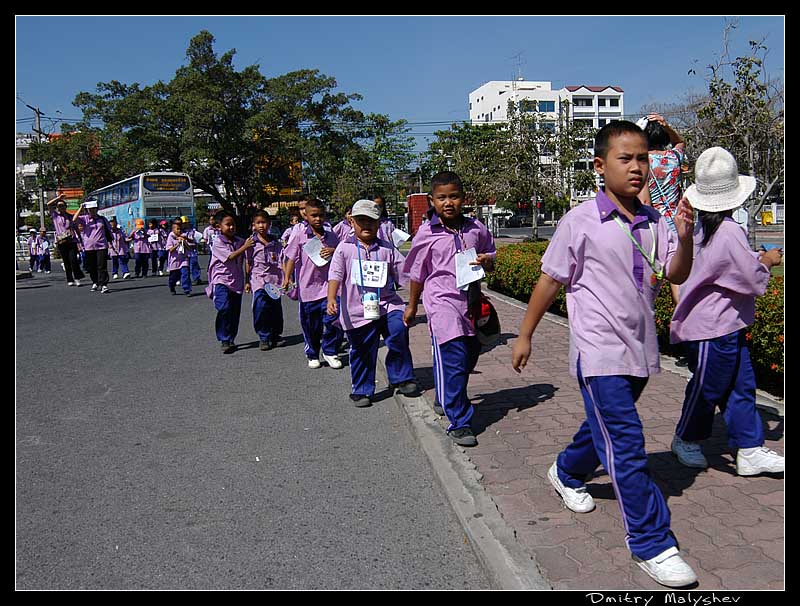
{"left": 635, "top": 116, "right": 649, "bottom": 130}
{"left": 351, "top": 199, "right": 381, "bottom": 220}
{"left": 684, "top": 147, "right": 756, "bottom": 213}
{"left": 84, "top": 199, "right": 98, "bottom": 209}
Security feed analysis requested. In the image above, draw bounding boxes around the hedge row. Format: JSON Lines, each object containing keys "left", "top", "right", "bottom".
{"left": 486, "top": 242, "right": 784, "bottom": 396}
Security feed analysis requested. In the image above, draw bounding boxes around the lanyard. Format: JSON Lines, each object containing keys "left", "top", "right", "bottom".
{"left": 441, "top": 221, "right": 467, "bottom": 252}
{"left": 612, "top": 215, "right": 663, "bottom": 280}
{"left": 356, "top": 241, "right": 381, "bottom": 302}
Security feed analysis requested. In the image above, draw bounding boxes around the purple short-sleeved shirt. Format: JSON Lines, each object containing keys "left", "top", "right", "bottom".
{"left": 146, "top": 228, "right": 165, "bottom": 251}
{"left": 74, "top": 214, "right": 109, "bottom": 251}
{"left": 541, "top": 190, "right": 678, "bottom": 379}
{"left": 670, "top": 218, "right": 770, "bottom": 344}
{"left": 206, "top": 234, "right": 247, "bottom": 295}
{"left": 50, "top": 210, "right": 76, "bottom": 243}
{"left": 108, "top": 229, "right": 130, "bottom": 256}
{"left": 131, "top": 230, "right": 152, "bottom": 254}
{"left": 284, "top": 225, "right": 339, "bottom": 302}
{"left": 246, "top": 235, "right": 284, "bottom": 292}
{"left": 402, "top": 212, "right": 496, "bottom": 345}
{"left": 165, "top": 232, "right": 189, "bottom": 271}
{"left": 329, "top": 236, "right": 406, "bottom": 331}
{"left": 333, "top": 219, "right": 353, "bottom": 242}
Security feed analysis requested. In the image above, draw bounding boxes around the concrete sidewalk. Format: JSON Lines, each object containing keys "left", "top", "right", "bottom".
{"left": 396, "top": 289, "right": 784, "bottom": 590}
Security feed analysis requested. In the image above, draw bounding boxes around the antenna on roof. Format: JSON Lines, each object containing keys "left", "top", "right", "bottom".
{"left": 509, "top": 51, "right": 525, "bottom": 82}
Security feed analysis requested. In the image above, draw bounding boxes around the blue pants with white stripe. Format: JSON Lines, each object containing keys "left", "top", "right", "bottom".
{"left": 556, "top": 360, "right": 676, "bottom": 561}
{"left": 111, "top": 254, "right": 130, "bottom": 276}
{"left": 252, "top": 288, "right": 284, "bottom": 343}
{"left": 213, "top": 284, "right": 242, "bottom": 343}
{"left": 675, "top": 330, "right": 763, "bottom": 451}
{"left": 432, "top": 334, "right": 481, "bottom": 432}
{"left": 299, "top": 297, "right": 343, "bottom": 359}
{"left": 347, "top": 311, "right": 414, "bottom": 397}
{"left": 189, "top": 253, "right": 201, "bottom": 281}
{"left": 169, "top": 267, "right": 191, "bottom": 294}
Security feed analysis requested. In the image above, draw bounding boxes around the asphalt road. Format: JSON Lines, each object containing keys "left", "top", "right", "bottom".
{"left": 16, "top": 262, "right": 491, "bottom": 590}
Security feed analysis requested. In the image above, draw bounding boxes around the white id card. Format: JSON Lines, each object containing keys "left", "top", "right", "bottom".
{"left": 455, "top": 248, "right": 485, "bottom": 289}
{"left": 302, "top": 237, "right": 329, "bottom": 267}
{"left": 391, "top": 228, "right": 411, "bottom": 248}
{"left": 148, "top": 234, "right": 159, "bottom": 243}
{"left": 264, "top": 283, "right": 282, "bottom": 300}
{"left": 350, "top": 260, "right": 388, "bottom": 288}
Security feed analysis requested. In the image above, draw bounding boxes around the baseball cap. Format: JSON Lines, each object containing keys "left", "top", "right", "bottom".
{"left": 84, "top": 199, "right": 98, "bottom": 209}
{"left": 351, "top": 199, "right": 382, "bottom": 220}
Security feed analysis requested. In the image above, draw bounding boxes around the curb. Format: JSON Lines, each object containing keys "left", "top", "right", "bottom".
{"left": 376, "top": 352, "right": 551, "bottom": 590}
{"left": 483, "top": 287, "right": 784, "bottom": 418}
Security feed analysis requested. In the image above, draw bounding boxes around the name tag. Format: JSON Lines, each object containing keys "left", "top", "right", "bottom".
{"left": 303, "top": 237, "right": 329, "bottom": 267}
{"left": 350, "top": 259, "right": 388, "bottom": 288}
{"left": 148, "top": 234, "right": 159, "bottom": 243}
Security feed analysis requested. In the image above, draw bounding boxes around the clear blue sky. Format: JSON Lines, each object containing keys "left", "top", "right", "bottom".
{"left": 16, "top": 15, "right": 784, "bottom": 152}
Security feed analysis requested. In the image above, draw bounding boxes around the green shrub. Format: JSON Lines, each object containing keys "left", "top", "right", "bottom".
{"left": 489, "top": 242, "right": 784, "bottom": 396}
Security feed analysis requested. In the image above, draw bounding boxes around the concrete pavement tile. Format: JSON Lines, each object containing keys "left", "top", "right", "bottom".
{"left": 517, "top": 545, "right": 579, "bottom": 582}
{"left": 684, "top": 490, "right": 738, "bottom": 514}
{"left": 520, "top": 524, "right": 597, "bottom": 549}
{"left": 561, "top": 537, "right": 620, "bottom": 572}
{"left": 753, "top": 540, "right": 784, "bottom": 564}
{"left": 713, "top": 563, "right": 783, "bottom": 589}
{"left": 480, "top": 478, "right": 534, "bottom": 496}
{"left": 736, "top": 521, "right": 784, "bottom": 543}
{"left": 736, "top": 476, "right": 785, "bottom": 496}
{"left": 689, "top": 545, "right": 769, "bottom": 571}
{"left": 692, "top": 517, "right": 747, "bottom": 548}
{"left": 708, "top": 485, "right": 774, "bottom": 511}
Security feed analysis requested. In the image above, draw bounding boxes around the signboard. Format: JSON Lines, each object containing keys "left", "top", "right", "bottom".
{"left": 143, "top": 175, "right": 191, "bottom": 193}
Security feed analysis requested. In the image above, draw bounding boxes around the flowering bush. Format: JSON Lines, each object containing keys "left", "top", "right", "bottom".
{"left": 489, "top": 243, "right": 784, "bottom": 396}
{"left": 485, "top": 242, "right": 567, "bottom": 316}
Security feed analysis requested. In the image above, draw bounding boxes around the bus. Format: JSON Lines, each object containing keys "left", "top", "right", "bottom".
{"left": 85, "top": 172, "right": 195, "bottom": 234}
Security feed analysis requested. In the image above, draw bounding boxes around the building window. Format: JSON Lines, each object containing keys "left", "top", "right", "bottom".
{"left": 540, "top": 121, "right": 556, "bottom": 132}
{"left": 598, "top": 98, "right": 606, "bottom": 107}
{"left": 609, "top": 98, "right": 619, "bottom": 107}
{"left": 598, "top": 119, "right": 607, "bottom": 127}
{"left": 573, "top": 98, "right": 593, "bottom": 107}
{"left": 539, "top": 100, "right": 555, "bottom": 112}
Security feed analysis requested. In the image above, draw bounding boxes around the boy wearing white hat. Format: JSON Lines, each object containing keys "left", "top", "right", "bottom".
{"left": 669, "top": 146, "right": 784, "bottom": 476}
{"left": 327, "top": 200, "right": 418, "bottom": 407}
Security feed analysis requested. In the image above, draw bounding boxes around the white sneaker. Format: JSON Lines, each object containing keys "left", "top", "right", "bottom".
{"left": 112, "top": 273, "right": 119, "bottom": 280}
{"left": 90, "top": 283, "right": 98, "bottom": 291}
{"left": 308, "top": 359, "right": 321, "bottom": 369}
{"left": 159, "top": 270, "right": 165, "bottom": 276}
{"left": 67, "top": 281, "right": 75, "bottom": 286}
{"left": 45, "top": 270, "right": 51, "bottom": 274}
{"left": 123, "top": 273, "right": 131, "bottom": 280}
{"left": 322, "top": 353, "right": 343, "bottom": 369}
{"left": 61, "top": 262, "right": 65, "bottom": 271}
{"left": 547, "top": 461, "right": 595, "bottom": 513}
{"left": 73, "top": 279, "right": 81, "bottom": 287}
{"left": 671, "top": 436, "right": 708, "bottom": 469}
{"left": 634, "top": 546, "right": 697, "bottom": 588}
{"left": 101, "top": 285, "right": 110, "bottom": 294}
{"left": 736, "top": 446, "right": 784, "bottom": 476}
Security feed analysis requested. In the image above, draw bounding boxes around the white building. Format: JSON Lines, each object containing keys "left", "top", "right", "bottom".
{"left": 16, "top": 133, "right": 40, "bottom": 192}
{"left": 469, "top": 80, "right": 625, "bottom": 202}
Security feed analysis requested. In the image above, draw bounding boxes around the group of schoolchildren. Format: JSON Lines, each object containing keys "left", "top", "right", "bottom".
{"left": 25, "top": 227, "right": 53, "bottom": 273}
{"left": 38, "top": 119, "right": 782, "bottom": 589}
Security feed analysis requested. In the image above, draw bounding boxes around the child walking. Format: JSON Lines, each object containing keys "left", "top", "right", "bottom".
{"left": 27, "top": 228, "right": 38, "bottom": 272}
{"left": 147, "top": 219, "right": 166, "bottom": 276}
{"left": 108, "top": 217, "right": 132, "bottom": 280}
{"left": 130, "top": 218, "right": 152, "bottom": 278}
{"left": 328, "top": 200, "right": 418, "bottom": 407}
{"left": 669, "top": 146, "right": 784, "bottom": 476}
{"left": 402, "top": 172, "right": 496, "bottom": 447}
{"left": 246, "top": 211, "right": 285, "bottom": 351}
{"left": 281, "top": 197, "right": 344, "bottom": 368}
{"left": 35, "top": 228, "right": 52, "bottom": 273}
{"left": 511, "top": 121, "right": 697, "bottom": 588}
{"left": 206, "top": 211, "right": 254, "bottom": 354}
{"left": 165, "top": 218, "right": 193, "bottom": 296}
{"left": 181, "top": 216, "right": 203, "bottom": 285}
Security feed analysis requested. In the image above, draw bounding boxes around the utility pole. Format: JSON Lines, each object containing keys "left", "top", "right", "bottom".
{"left": 25, "top": 104, "right": 46, "bottom": 230}
{"left": 418, "top": 153, "right": 423, "bottom": 193}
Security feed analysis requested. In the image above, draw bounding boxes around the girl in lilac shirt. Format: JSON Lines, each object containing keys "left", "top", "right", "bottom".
{"left": 669, "top": 147, "right": 784, "bottom": 477}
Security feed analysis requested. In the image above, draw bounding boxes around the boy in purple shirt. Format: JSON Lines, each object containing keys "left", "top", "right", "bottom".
{"left": 402, "top": 172, "right": 496, "bottom": 446}
{"left": 35, "top": 228, "right": 52, "bottom": 273}
{"left": 511, "top": 121, "right": 696, "bottom": 588}
{"left": 166, "top": 219, "right": 193, "bottom": 296}
{"left": 206, "top": 210, "right": 254, "bottom": 354}
{"left": 146, "top": 219, "right": 166, "bottom": 276}
{"left": 108, "top": 217, "right": 131, "bottom": 280}
{"left": 328, "top": 200, "right": 418, "bottom": 407}
{"left": 668, "top": 146, "right": 784, "bottom": 477}
{"left": 281, "top": 198, "right": 343, "bottom": 369}
{"left": 246, "top": 211, "right": 284, "bottom": 351}
{"left": 332, "top": 204, "right": 354, "bottom": 242}
{"left": 130, "top": 218, "right": 152, "bottom": 278}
